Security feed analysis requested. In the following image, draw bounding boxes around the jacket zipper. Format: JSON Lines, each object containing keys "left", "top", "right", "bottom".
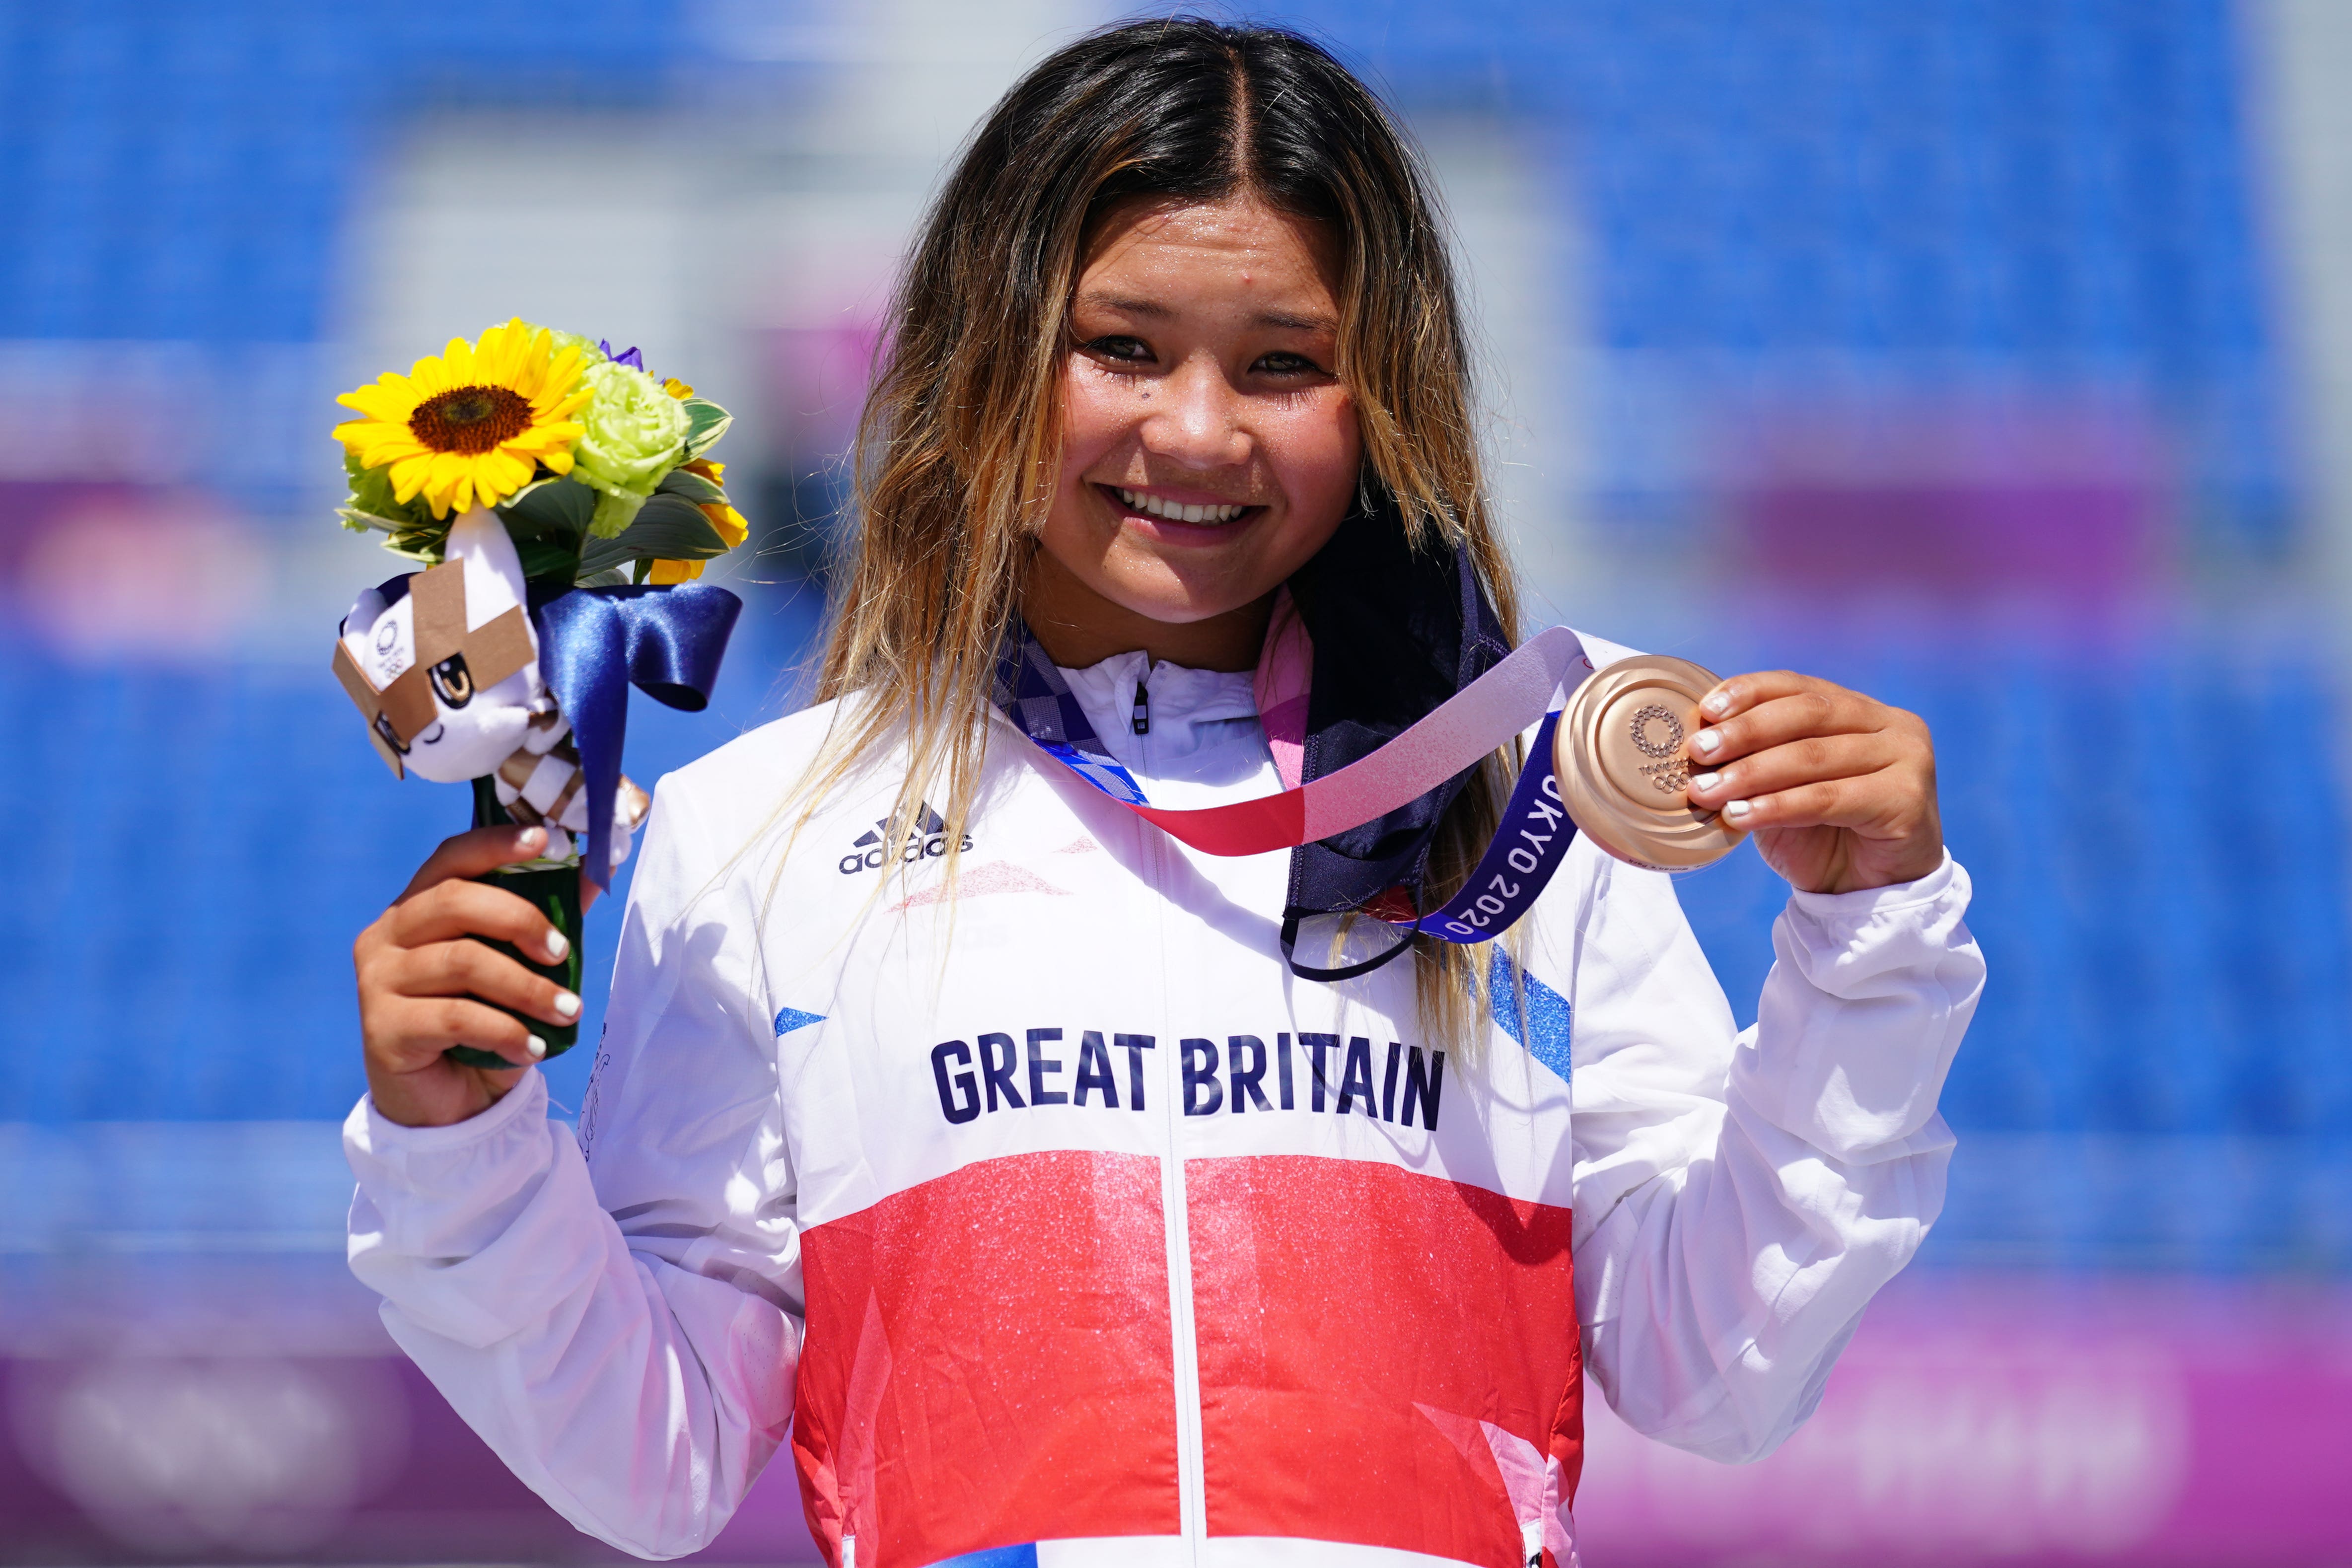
{"left": 1134, "top": 673, "right": 1206, "bottom": 1557}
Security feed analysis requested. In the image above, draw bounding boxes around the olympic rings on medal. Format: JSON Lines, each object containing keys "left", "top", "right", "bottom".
{"left": 1630, "top": 704, "right": 1683, "bottom": 759}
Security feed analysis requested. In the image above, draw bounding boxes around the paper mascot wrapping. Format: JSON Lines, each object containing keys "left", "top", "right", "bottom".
{"left": 330, "top": 320, "right": 747, "bottom": 1063}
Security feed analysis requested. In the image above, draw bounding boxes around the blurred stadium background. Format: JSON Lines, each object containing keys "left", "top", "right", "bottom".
{"left": 3, "top": 0, "right": 2350, "bottom": 1563}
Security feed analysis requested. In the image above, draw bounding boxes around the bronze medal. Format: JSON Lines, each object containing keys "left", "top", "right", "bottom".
{"left": 1554, "top": 653, "right": 1747, "bottom": 871}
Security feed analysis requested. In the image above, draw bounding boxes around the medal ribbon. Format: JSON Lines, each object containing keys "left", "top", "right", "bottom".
{"left": 996, "top": 624, "right": 1603, "bottom": 944}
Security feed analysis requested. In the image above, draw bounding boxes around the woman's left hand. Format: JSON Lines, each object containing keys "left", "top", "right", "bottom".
{"left": 1680, "top": 671, "right": 1943, "bottom": 895}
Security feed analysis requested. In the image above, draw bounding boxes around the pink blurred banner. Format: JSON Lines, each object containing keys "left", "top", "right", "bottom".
{"left": 4, "top": 1271, "right": 2345, "bottom": 1565}
{"left": 1575, "top": 1273, "right": 2352, "bottom": 1567}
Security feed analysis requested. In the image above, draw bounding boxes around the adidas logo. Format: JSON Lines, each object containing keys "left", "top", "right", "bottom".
{"left": 838, "top": 802, "right": 974, "bottom": 875}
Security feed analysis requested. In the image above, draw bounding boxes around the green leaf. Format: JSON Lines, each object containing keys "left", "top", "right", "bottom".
{"left": 574, "top": 493, "right": 730, "bottom": 577}
{"left": 655, "top": 464, "right": 726, "bottom": 505}
{"left": 681, "top": 397, "right": 732, "bottom": 458}
{"left": 379, "top": 518, "right": 451, "bottom": 565}
{"left": 499, "top": 476, "right": 598, "bottom": 540}
{"left": 633, "top": 493, "right": 734, "bottom": 554}
{"left": 498, "top": 474, "right": 562, "bottom": 510}
{"left": 575, "top": 566, "right": 632, "bottom": 589}
{"left": 514, "top": 535, "right": 582, "bottom": 582}
{"left": 337, "top": 505, "right": 407, "bottom": 535}
{"left": 342, "top": 452, "right": 436, "bottom": 531}
{"left": 587, "top": 501, "right": 726, "bottom": 575}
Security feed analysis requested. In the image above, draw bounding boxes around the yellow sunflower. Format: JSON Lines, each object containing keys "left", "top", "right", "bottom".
{"left": 334, "top": 319, "right": 591, "bottom": 519}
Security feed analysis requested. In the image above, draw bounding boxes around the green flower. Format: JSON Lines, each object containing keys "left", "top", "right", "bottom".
{"left": 570, "top": 359, "right": 692, "bottom": 536}
{"left": 541, "top": 327, "right": 609, "bottom": 367}
{"left": 590, "top": 486, "right": 647, "bottom": 535}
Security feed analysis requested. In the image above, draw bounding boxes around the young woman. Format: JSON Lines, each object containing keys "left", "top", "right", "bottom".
{"left": 347, "top": 21, "right": 1979, "bottom": 1568}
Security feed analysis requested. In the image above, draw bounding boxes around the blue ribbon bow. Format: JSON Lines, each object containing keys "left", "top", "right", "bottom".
{"left": 531, "top": 583, "right": 743, "bottom": 886}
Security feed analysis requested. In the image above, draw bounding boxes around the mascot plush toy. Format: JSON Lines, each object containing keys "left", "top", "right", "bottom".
{"left": 332, "top": 507, "right": 648, "bottom": 876}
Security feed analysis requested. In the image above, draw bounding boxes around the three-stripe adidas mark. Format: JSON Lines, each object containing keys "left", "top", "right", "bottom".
{"left": 839, "top": 803, "right": 973, "bottom": 874}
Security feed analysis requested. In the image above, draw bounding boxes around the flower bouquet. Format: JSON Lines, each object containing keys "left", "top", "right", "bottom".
{"left": 329, "top": 319, "right": 748, "bottom": 1064}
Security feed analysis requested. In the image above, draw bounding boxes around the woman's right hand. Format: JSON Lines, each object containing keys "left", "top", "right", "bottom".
{"left": 356, "top": 824, "right": 584, "bottom": 1129}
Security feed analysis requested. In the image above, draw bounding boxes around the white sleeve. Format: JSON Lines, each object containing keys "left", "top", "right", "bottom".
{"left": 1566, "top": 850, "right": 1982, "bottom": 1462}
{"left": 344, "top": 778, "right": 800, "bottom": 1560}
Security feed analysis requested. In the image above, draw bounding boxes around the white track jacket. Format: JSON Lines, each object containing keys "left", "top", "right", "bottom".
{"left": 345, "top": 649, "right": 1983, "bottom": 1568}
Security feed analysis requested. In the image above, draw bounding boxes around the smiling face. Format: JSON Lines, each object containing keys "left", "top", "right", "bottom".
{"left": 1025, "top": 194, "right": 1362, "bottom": 671}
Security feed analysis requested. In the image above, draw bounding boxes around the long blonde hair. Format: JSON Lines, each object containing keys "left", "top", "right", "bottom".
{"left": 801, "top": 17, "right": 1524, "bottom": 1047}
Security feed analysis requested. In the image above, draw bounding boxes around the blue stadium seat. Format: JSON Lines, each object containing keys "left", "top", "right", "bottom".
{"left": 1666, "top": 628, "right": 2352, "bottom": 1270}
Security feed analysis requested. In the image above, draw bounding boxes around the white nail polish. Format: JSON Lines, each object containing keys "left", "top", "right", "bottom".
{"left": 544, "top": 931, "right": 570, "bottom": 962}
{"left": 554, "top": 992, "right": 581, "bottom": 1020}
{"left": 1694, "top": 729, "right": 1722, "bottom": 755}
{"left": 1693, "top": 772, "right": 1721, "bottom": 791}
{"left": 1704, "top": 690, "right": 1731, "bottom": 716}
{"left": 527, "top": 1036, "right": 549, "bottom": 1059}
{"left": 1724, "top": 799, "right": 1752, "bottom": 820}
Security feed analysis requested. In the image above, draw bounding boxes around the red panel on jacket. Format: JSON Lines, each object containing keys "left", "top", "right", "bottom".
{"left": 1186, "top": 1156, "right": 1583, "bottom": 1568}
{"left": 793, "top": 1150, "right": 1180, "bottom": 1568}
